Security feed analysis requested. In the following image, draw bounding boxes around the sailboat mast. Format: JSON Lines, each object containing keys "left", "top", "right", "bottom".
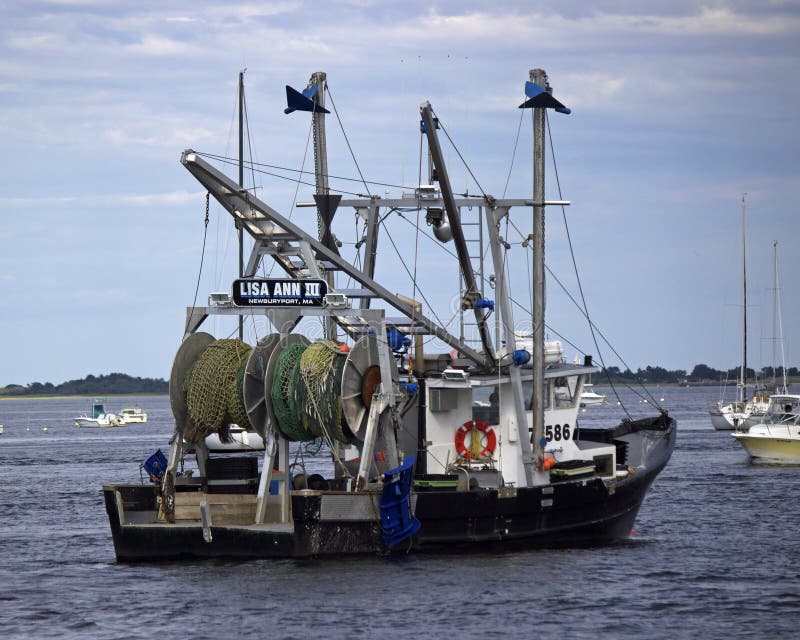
{"left": 530, "top": 68, "right": 547, "bottom": 467}
{"left": 237, "top": 70, "right": 245, "bottom": 340}
{"left": 740, "top": 193, "right": 747, "bottom": 403}
{"left": 772, "top": 241, "right": 777, "bottom": 390}
{"left": 774, "top": 241, "right": 788, "bottom": 393}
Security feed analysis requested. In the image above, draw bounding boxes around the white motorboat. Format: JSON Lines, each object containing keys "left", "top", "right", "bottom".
{"left": 204, "top": 425, "right": 265, "bottom": 452}
{"left": 731, "top": 395, "right": 800, "bottom": 463}
{"left": 580, "top": 384, "right": 606, "bottom": 407}
{"left": 119, "top": 406, "right": 148, "bottom": 424}
{"left": 74, "top": 399, "right": 122, "bottom": 428}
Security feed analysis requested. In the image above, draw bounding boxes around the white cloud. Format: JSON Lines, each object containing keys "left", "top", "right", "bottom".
{"left": 42, "top": 0, "right": 109, "bottom": 5}
{"left": 6, "top": 31, "right": 72, "bottom": 51}
{"left": 204, "top": 1, "right": 303, "bottom": 22}
{"left": 0, "top": 191, "right": 204, "bottom": 208}
{"left": 614, "top": 6, "right": 800, "bottom": 36}
{"left": 124, "top": 34, "right": 198, "bottom": 57}
{"left": 104, "top": 124, "right": 220, "bottom": 149}
{"left": 560, "top": 73, "right": 627, "bottom": 111}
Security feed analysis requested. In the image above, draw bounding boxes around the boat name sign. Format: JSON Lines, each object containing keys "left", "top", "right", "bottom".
{"left": 232, "top": 278, "right": 327, "bottom": 307}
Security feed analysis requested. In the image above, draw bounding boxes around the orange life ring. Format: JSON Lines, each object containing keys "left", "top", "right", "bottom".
{"left": 455, "top": 420, "right": 497, "bottom": 459}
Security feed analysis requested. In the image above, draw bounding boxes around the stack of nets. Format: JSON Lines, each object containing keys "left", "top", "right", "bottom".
{"left": 270, "top": 339, "right": 354, "bottom": 443}
{"left": 183, "top": 338, "right": 252, "bottom": 444}
{"left": 298, "top": 340, "right": 354, "bottom": 443}
{"left": 270, "top": 341, "right": 316, "bottom": 441}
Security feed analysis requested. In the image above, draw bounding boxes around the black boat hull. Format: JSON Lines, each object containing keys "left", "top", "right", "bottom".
{"left": 104, "top": 415, "right": 675, "bottom": 561}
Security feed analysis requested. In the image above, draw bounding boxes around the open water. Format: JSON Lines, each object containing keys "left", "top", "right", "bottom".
{"left": 1, "top": 386, "right": 798, "bottom": 639}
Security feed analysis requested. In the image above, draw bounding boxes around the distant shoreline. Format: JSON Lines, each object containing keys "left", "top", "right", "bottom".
{"left": 3, "top": 378, "right": 797, "bottom": 399}
{"left": 1, "top": 372, "right": 168, "bottom": 398}
{"left": 0, "top": 392, "right": 169, "bottom": 401}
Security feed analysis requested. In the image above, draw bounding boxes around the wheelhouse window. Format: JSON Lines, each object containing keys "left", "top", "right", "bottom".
{"left": 522, "top": 380, "right": 551, "bottom": 410}
{"left": 553, "top": 375, "right": 579, "bottom": 409}
{"left": 472, "top": 385, "right": 499, "bottom": 425}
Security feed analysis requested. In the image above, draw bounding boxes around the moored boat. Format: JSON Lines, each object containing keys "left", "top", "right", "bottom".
{"left": 204, "top": 425, "right": 265, "bottom": 452}
{"left": 580, "top": 383, "right": 607, "bottom": 407}
{"left": 119, "top": 406, "right": 148, "bottom": 424}
{"left": 710, "top": 197, "right": 786, "bottom": 431}
{"left": 711, "top": 392, "right": 771, "bottom": 431}
{"left": 731, "top": 394, "right": 800, "bottom": 463}
{"left": 715, "top": 240, "right": 789, "bottom": 431}
{"left": 75, "top": 399, "right": 121, "bottom": 428}
{"left": 102, "top": 68, "right": 675, "bottom": 561}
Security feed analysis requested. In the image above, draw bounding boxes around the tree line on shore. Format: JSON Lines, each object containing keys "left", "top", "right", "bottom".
{"left": 1, "top": 373, "right": 168, "bottom": 397}
{"left": 2, "top": 364, "right": 797, "bottom": 397}
{"left": 599, "top": 364, "right": 799, "bottom": 385}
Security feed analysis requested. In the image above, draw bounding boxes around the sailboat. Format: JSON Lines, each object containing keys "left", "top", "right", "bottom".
{"left": 731, "top": 243, "right": 798, "bottom": 462}
{"left": 102, "top": 68, "right": 675, "bottom": 561}
{"left": 709, "top": 195, "right": 770, "bottom": 431}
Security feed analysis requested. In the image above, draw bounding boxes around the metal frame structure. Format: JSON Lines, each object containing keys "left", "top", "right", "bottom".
{"left": 176, "top": 68, "right": 570, "bottom": 491}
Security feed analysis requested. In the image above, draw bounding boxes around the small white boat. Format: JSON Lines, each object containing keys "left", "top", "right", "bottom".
{"left": 731, "top": 395, "right": 800, "bottom": 463}
{"left": 711, "top": 391, "right": 771, "bottom": 431}
{"left": 119, "top": 406, "right": 148, "bottom": 424}
{"left": 580, "top": 383, "right": 606, "bottom": 407}
{"left": 204, "top": 425, "right": 265, "bottom": 452}
{"left": 74, "top": 399, "right": 122, "bottom": 428}
{"left": 0, "top": 424, "right": 4, "bottom": 435}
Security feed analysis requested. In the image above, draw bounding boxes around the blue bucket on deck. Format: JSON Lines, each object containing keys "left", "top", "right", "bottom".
{"left": 380, "top": 456, "right": 420, "bottom": 547}
{"left": 142, "top": 449, "right": 167, "bottom": 483}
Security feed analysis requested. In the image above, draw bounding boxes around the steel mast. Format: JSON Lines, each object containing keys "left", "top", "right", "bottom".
{"left": 518, "top": 68, "right": 571, "bottom": 481}
{"left": 284, "top": 72, "right": 339, "bottom": 340}
{"left": 237, "top": 71, "right": 245, "bottom": 340}
{"left": 531, "top": 68, "right": 547, "bottom": 468}
{"left": 309, "top": 72, "right": 338, "bottom": 340}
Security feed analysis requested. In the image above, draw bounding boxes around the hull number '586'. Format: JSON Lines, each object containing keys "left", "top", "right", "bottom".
{"left": 545, "top": 423, "right": 571, "bottom": 442}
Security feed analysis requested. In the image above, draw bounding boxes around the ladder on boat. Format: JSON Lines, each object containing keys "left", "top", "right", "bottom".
{"left": 179, "top": 151, "right": 492, "bottom": 368}
{"left": 458, "top": 203, "right": 487, "bottom": 353}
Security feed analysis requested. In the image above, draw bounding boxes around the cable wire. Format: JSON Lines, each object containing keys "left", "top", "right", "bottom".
{"left": 184, "top": 193, "right": 211, "bottom": 336}
{"left": 326, "top": 86, "right": 372, "bottom": 198}
{"left": 544, "top": 113, "right": 660, "bottom": 413}
{"left": 429, "top": 106, "right": 487, "bottom": 198}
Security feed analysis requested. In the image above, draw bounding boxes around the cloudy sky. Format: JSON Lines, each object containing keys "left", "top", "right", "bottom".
{"left": 1, "top": 0, "right": 799, "bottom": 386}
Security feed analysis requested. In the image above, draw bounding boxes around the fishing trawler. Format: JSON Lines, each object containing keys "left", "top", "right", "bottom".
{"left": 102, "top": 68, "right": 675, "bottom": 561}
